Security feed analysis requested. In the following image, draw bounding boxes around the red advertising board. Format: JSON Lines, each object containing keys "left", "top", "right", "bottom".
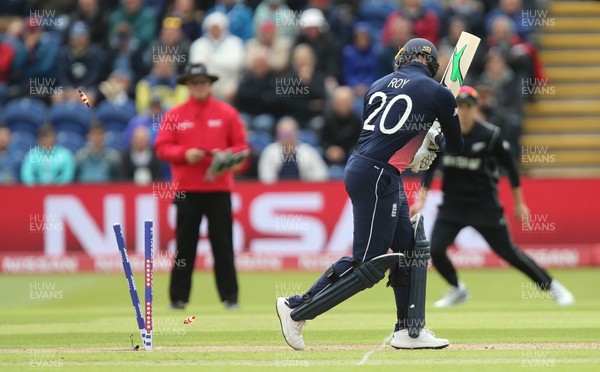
{"left": 0, "top": 178, "right": 599, "bottom": 273}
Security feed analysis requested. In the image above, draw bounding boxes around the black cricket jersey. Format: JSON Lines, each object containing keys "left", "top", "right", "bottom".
{"left": 354, "top": 62, "right": 463, "bottom": 172}
{"left": 423, "top": 120, "right": 520, "bottom": 221}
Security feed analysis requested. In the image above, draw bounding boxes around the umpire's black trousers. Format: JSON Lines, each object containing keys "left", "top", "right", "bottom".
{"left": 169, "top": 192, "right": 239, "bottom": 304}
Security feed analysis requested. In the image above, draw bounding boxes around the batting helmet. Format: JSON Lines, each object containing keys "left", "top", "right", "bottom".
{"left": 394, "top": 38, "right": 440, "bottom": 77}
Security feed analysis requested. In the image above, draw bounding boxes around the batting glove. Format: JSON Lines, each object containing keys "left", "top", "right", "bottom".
{"left": 426, "top": 121, "right": 442, "bottom": 152}
{"left": 409, "top": 147, "right": 437, "bottom": 172}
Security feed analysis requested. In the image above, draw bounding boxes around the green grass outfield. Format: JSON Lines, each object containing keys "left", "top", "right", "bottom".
{"left": 0, "top": 268, "right": 599, "bottom": 371}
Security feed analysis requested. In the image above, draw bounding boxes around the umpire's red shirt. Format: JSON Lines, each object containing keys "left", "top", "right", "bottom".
{"left": 154, "top": 95, "right": 248, "bottom": 192}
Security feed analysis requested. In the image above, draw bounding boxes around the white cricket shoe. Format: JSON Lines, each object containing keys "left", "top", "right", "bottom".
{"left": 391, "top": 328, "right": 449, "bottom": 349}
{"left": 434, "top": 281, "right": 469, "bottom": 308}
{"left": 549, "top": 280, "right": 575, "bottom": 306}
{"left": 276, "top": 297, "right": 306, "bottom": 350}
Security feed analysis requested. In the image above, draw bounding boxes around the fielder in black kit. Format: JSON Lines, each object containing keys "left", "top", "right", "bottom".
{"left": 276, "top": 38, "right": 463, "bottom": 350}
{"left": 410, "top": 86, "right": 574, "bottom": 308}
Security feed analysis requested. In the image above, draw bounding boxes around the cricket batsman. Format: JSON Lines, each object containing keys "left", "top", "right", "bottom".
{"left": 276, "top": 38, "right": 464, "bottom": 350}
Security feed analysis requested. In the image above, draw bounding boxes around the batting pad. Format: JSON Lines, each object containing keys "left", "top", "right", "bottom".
{"left": 290, "top": 253, "right": 404, "bottom": 321}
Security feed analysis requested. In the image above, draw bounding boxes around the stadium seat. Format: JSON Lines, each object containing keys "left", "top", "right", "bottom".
{"left": 56, "top": 131, "right": 85, "bottom": 152}
{"left": 105, "top": 130, "right": 125, "bottom": 151}
{"left": 50, "top": 101, "right": 92, "bottom": 137}
{"left": 299, "top": 130, "right": 320, "bottom": 147}
{"left": 357, "top": 0, "right": 396, "bottom": 41}
{"left": 247, "top": 131, "right": 272, "bottom": 154}
{"left": 96, "top": 100, "right": 136, "bottom": 133}
{"left": 2, "top": 97, "right": 47, "bottom": 137}
{"left": 328, "top": 164, "right": 346, "bottom": 180}
{"left": 10, "top": 131, "right": 38, "bottom": 154}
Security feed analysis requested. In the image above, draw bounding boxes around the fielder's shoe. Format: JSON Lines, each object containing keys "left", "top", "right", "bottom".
{"left": 391, "top": 328, "right": 449, "bottom": 349}
{"left": 276, "top": 297, "right": 306, "bottom": 350}
{"left": 434, "top": 281, "right": 469, "bottom": 308}
{"left": 549, "top": 280, "right": 575, "bottom": 306}
{"left": 223, "top": 300, "right": 240, "bottom": 310}
{"left": 169, "top": 300, "right": 187, "bottom": 310}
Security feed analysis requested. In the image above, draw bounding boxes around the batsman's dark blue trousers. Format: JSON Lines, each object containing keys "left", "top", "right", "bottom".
{"left": 294, "top": 154, "right": 416, "bottom": 323}
{"left": 345, "top": 154, "right": 414, "bottom": 262}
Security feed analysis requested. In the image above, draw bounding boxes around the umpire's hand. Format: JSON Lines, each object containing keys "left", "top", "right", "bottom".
{"left": 185, "top": 148, "right": 206, "bottom": 164}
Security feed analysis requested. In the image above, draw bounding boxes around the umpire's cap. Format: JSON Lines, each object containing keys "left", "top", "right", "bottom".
{"left": 456, "top": 85, "right": 478, "bottom": 106}
{"left": 394, "top": 38, "right": 440, "bottom": 77}
{"left": 177, "top": 63, "right": 219, "bottom": 85}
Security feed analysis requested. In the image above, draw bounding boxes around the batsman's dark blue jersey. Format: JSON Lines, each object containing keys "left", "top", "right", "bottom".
{"left": 354, "top": 62, "right": 463, "bottom": 172}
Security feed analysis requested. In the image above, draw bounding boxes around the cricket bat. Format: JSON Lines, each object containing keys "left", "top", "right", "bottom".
{"left": 410, "top": 31, "right": 481, "bottom": 172}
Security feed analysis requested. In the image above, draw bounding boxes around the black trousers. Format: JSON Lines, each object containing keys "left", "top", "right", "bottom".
{"left": 169, "top": 192, "right": 239, "bottom": 304}
{"left": 430, "top": 216, "right": 553, "bottom": 289}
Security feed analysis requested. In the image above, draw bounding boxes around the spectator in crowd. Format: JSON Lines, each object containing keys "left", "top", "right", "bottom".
{"left": 295, "top": 8, "right": 341, "bottom": 89}
{"left": 66, "top": 0, "right": 109, "bottom": 47}
{"left": 120, "top": 125, "right": 162, "bottom": 184}
{"left": 440, "top": 0, "right": 485, "bottom": 40}
{"left": 207, "top": 0, "right": 254, "bottom": 43}
{"left": 7, "top": 17, "right": 57, "bottom": 99}
{"left": 109, "top": 0, "right": 157, "bottom": 52}
{"left": 286, "top": 0, "right": 306, "bottom": 12}
{"left": 167, "top": 0, "right": 202, "bottom": 41}
{"left": 342, "top": 22, "right": 379, "bottom": 113}
{"left": 487, "top": 15, "right": 545, "bottom": 86}
{"left": 124, "top": 97, "right": 173, "bottom": 180}
{"left": 321, "top": 86, "right": 362, "bottom": 178}
{"left": 378, "top": 15, "right": 412, "bottom": 75}
{"left": 144, "top": 0, "right": 168, "bottom": 18}
{"left": 438, "top": 16, "right": 486, "bottom": 76}
{"left": 20, "top": 124, "right": 76, "bottom": 185}
{"left": 0, "top": 126, "right": 21, "bottom": 184}
{"left": 258, "top": 117, "right": 328, "bottom": 183}
{"left": 275, "top": 44, "right": 327, "bottom": 131}
{"left": 189, "top": 12, "right": 245, "bottom": 101}
{"left": 477, "top": 49, "right": 522, "bottom": 157}
{"left": 253, "top": 0, "right": 298, "bottom": 43}
{"left": 0, "top": 0, "right": 28, "bottom": 17}
{"left": 57, "top": 21, "right": 106, "bottom": 92}
{"left": 434, "top": 45, "right": 453, "bottom": 82}
{"left": 245, "top": 21, "right": 291, "bottom": 73}
{"left": 0, "top": 36, "right": 15, "bottom": 104}
{"left": 144, "top": 17, "right": 190, "bottom": 75}
{"left": 356, "top": 0, "right": 397, "bottom": 43}
{"left": 486, "top": 0, "right": 533, "bottom": 40}
{"left": 475, "top": 83, "right": 509, "bottom": 134}
{"left": 28, "top": 0, "right": 75, "bottom": 14}
{"left": 304, "top": 0, "right": 355, "bottom": 46}
{"left": 235, "top": 50, "right": 277, "bottom": 135}
{"left": 99, "top": 69, "right": 134, "bottom": 103}
{"left": 123, "top": 96, "right": 164, "bottom": 144}
{"left": 381, "top": 0, "right": 440, "bottom": 46}
{"left": 75, "top": 122, "right": 121, "bottom": 182}
{"left": 136, "top": 59, "right": 188, "bottom": 112}
{"left": 107, "top": 21, "right": 145, "bottom": 84}
{"left": 438, "top": 16, "right": 467, "bottom": 51}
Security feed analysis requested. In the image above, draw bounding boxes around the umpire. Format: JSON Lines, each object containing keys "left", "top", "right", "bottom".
{"left": 155, "top": 64, "right": 248, "bottom": 310}
{"left": 410, "top": 86, "right": 574, "bottom": 307}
